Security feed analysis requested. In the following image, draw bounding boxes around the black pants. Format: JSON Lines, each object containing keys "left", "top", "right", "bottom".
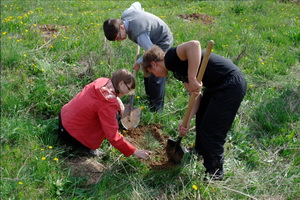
{"left": 58, "top": 113, "right": 89, "bottom": 151}
{"left": 144, "top": 74, "right": 166, "bottom": 112}
{"left": 195, "top": 72, "right": 247, "bottom": 174}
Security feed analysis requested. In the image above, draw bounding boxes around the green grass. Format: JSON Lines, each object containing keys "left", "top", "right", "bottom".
{"left": 1, "top": 0, "right": 299, "bottom": 199}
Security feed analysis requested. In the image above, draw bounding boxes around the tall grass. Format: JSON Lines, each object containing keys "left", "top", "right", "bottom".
{"left": 1, "top": 0, "right": 299, "bottom": 199}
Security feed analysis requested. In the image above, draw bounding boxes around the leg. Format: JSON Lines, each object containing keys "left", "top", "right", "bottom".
{"left": 58, "top": 113, "right": 90, "bottom": 151}
{"left": 144, "top": 74, "right": 166, "bottom": 112}
{"left": 196, "top": 74, "right": 246, "bottom": 179}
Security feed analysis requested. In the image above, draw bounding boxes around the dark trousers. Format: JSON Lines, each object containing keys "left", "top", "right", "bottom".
{"left": 195, "top": 72, "right": 247, "bottom": 174}
{"left": 58, "top": 113, "right": 89, "bottom": 151}
{"left": 144, "top": 74, "right": 166, "bottom": 112}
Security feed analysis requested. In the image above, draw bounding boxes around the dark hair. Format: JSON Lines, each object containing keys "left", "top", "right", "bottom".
{"left": 111, "top": 68, "right": 135, "bottom": 94}
{"left": 103, "top": 19, "right": 124, "bottom": 41}
{"left": 142, "top": 45, "right": 165, "bottom": 72}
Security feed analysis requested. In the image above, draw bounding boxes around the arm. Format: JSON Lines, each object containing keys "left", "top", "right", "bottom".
{"left": 178, "top": 92, "right": 202, "bottom": 136}
{"left": 98, "top": 103, "right": 136, "bottom": 156}
{"left": 99, "top": 103, "right": 151, "bottom": 159}
{"left": 176, "top": 40, "right": 202, "bottom": 95}
{"left": 133, "top": 33, "right": 153, "bottom": 70}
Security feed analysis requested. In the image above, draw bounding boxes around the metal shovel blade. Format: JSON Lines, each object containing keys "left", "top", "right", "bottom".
{"left": 120, "top": 104, "right": 141, "bottom": 129}
{"left": 166, "top": 137, "right": 186, "bottom": 164}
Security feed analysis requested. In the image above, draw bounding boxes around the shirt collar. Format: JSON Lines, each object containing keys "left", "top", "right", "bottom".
{"left": 100, "top": 80, "right": 117, "bottom": 100}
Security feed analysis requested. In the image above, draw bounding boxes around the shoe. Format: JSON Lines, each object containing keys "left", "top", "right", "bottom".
{"left": 203, "top": 167, "right": 224, "bottom": 181}
{"left": 89, "top": 149, "right": 105, "bottom": 157}
{"left": 203, "top": 173, "right": 224, "bottom": 181}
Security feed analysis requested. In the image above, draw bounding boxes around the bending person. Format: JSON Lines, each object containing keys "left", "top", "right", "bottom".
{"left": 103, "top": 2, "right": 173, "bottom": 112}
{"left": 142, "top": 40, "right": 247, "bottom": 180}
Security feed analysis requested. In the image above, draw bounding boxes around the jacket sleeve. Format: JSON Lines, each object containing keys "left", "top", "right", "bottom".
{"left": 98, "top": 102, "right": 136, "bottom": 157}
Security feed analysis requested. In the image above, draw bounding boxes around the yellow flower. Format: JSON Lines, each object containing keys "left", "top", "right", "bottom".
{"left": 249, "top": 84, "right": 253, "bottom": 88}
{"left": 192, "top": 185, "right": 198, "bottom": 190}
{"left": 40, "top": 148, "right": 45, "bottom": 151}
{"left": 48, "top": 146, "right": 53, "bottom": 149}
{"left": 41, "top": 69, "right": 45, "bottom": 72}
{"left": 53, "top": 158, "right": 59, "bottom": 162}
{"left": 42, "top": 157, "right": 46, "bottom": 160}
{"left": 121, "top": 157, "right": 125, "bottom": 160}
{"left": 136, "top": 96, "right": 140, "bottom": 99}
{"left": 2, "top": 32, "right": 7, "bottom": 35}
{"left": 140, "top": 106, "right": 145, "bottom": 109}
{"left": 18, "top": 182, "right": 23, "bottom": 185}
{"left": 25, "top": 29, "right": 28, "bottom": 32}
{"left": 23, "top": 54, "right": 27, "bottom": 57}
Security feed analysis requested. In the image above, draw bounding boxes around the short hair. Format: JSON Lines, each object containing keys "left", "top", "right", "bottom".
{"left": 111, "top": 68, "right": 135, "bottom": 94}
{"left": 142, "top": 45, "right": 165, "bottom": 72}
{"left": 103, "top": 19, "right": 124, "bottom": 41}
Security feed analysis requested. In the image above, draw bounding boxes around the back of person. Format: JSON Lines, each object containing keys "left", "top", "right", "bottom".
{"left": 122, "top": 9, "right": 173, "bottom": 51}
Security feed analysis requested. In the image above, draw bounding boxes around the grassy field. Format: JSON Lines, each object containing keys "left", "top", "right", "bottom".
{"left": 1, "top": 0, "right": 299, "bottom": 199}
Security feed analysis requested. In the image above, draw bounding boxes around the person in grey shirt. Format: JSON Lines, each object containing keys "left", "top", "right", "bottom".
{"left": 103, "top": 2, "right": 173, "bottom": 112}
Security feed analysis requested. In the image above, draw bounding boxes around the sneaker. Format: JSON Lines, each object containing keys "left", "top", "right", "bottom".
{"left": 203, "top": 168, "right": 224, "bottom": 181}
{"left": 89, "top": 149, "right": 105, "bottom": 157}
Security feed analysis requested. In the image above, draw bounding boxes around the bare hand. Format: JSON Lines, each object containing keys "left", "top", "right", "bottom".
{"left": 189, "top": 79, "right": 202, "bottom": 95}
{"left": 132, "top": 63, "right": 140, "bottom": 71}
{"left": 178, "top": 121, "right": 190, "bottom": 137}
{"left": 133, "top": 149, "right": 152, "bottom": 160}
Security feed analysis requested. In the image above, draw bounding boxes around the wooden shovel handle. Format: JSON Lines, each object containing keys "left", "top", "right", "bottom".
{"left": 181, "top": 40, "right": 214, "bottom": 128}
{"left": 128, "top": 44, "right": 141, "bottom": 109}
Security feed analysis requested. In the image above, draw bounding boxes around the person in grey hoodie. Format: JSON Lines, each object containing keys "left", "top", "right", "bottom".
{"left": 103, "top": 2, "right": 173, "bottom": 112}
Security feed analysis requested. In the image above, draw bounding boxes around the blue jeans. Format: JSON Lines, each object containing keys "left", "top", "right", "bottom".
{"left": 144, "top": 74, "right": 166, "bottom": 112}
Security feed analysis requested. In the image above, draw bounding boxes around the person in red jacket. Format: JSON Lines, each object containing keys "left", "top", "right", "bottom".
{"left": 58, "top": 68, "right": 152, "bottom": 160}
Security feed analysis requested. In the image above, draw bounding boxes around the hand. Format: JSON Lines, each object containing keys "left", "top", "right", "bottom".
{"left": 189, "top": 79, "right": 202, "bottom": 95}
{"left": 178, "top": 121, "right": 190, "bottom": 137}
{"left": 132, "top": 63, "right": 140, "bottom": 71}
{"left": 133, "top": 149, "right": 152, "bottom": 160}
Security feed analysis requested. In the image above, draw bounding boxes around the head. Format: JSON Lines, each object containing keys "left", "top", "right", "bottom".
{"left": 103, "top": 19, "right": 127, "bottom": 41}
{"left": 111, "top": 68, "right": 135, "bottom": 96}
{"left": 142, "top": 45, "right": 167, "bottom": 77}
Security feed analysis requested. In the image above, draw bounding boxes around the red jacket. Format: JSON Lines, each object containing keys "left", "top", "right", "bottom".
{"left": 61, "top": 78, "right": 136, "bottom": 156}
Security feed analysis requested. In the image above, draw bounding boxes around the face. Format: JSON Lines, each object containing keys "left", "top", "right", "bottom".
{"left": 115, "top": 25, "right": 127, "bottom": 41}
{"left": 118, "top": 81, "right": 132, "bottom": 97}
{"left": 147, "top": 61, "right": 168, "bottom": 77}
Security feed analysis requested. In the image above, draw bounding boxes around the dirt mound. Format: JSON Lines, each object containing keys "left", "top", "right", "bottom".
{"left": 32, "top": 24, "right": 68, "bottom": 42}
{"left": 65, "top": 157, "right": 105, "bottom": 185}
{"left": 179, "top": 13, "right": 214, "bottom": 24}
{"left": 65, "top": 124, "right": 179, "bottom": 185}
{"left": 122, "top": 124, "right": 176, "bottom": 169}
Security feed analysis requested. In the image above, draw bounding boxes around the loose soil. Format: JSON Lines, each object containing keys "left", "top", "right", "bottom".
{"left": 179, "top": 13, "right": 214, "bottom": 25}
{"left": 65, "top": 124, "right": 179, "bottom": 185}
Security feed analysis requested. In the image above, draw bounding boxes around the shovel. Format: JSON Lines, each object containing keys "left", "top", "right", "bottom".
{"left": 120, "top": 45, "right": 141, "bottom": 129}
{"left": 166, "top": 40, "right": 214, "bottom": 164}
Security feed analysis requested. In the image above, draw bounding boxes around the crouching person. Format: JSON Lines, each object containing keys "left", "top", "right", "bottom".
{"left": 58, "top": 68, "right": 152, "bottom": 160}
